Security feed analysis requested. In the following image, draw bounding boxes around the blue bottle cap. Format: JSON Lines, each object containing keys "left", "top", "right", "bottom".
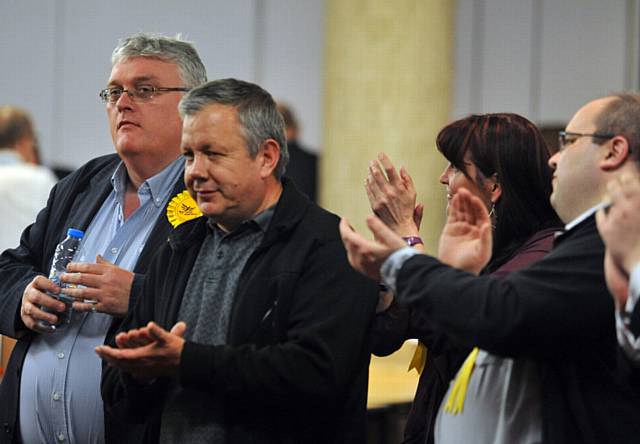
{"left": 67, "top": 228, "right": 85, "bottom": 238}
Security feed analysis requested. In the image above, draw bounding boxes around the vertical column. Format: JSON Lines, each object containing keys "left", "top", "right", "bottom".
{"left": 322, "top": 0, "right": 454, "bottom": 253}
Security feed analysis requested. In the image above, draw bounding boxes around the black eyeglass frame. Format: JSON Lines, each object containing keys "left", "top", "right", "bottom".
{"left": 557, "top": 131, "right": 615, "bottom": 151}
{"left": 99, "top": 86, "right": 190, "bottom": 103}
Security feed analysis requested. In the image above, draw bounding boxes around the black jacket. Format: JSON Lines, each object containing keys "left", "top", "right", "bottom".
{"left": 395, "top": 217, "right": 640, "bottom": 444}
{"left": 101, "top": 180, "right": 379, "bottom": 443}
{"left": 373, "top": 227, "right": 558, "bottom": 444}
{"left": 0, "top": 154, "right": 183, "bottom": 444}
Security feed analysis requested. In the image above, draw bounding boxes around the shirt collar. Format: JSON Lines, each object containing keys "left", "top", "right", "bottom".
{"left": 0, "top": 150, "right": 24, "bottom": 165}
{"left": 208, "top": 205, "right": 276, "bottom": 236}
{"left": 564, "top": 204, "right": 602, "bottom": 232}
{"left": 110, "top": 156, "right": 184, "bottom": 207}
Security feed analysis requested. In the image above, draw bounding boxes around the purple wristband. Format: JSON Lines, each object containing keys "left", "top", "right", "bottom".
{"left": 402, "top": 236, "right": 423, "bottom": 247}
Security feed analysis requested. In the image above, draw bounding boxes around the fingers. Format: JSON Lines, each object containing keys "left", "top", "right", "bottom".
{"left": 146, "top": 322, "right": 171, "bottom": 344}
{"left": 65, "top": 261, "right": 108, "bottom": 274}
{"left": 469, "top": 193, "right": 491, "bottom": 225}
{"left": 367, "top": 161, "right": 386, "bottom": 204}
{"left": 22, "top": 299, "right": 60, "bottom": 328}
{"left": 31, "top": 274, "right": 61, "bottom": 295}
{"left": 115, "top": 327, "right": 155, "bottom": 349}
{"left": 21, "top": 278, "right": 66, "bottom": 330}
{"left": 365, "top": 215, "right": 407, "bottom": 250}
{"left": 24, "top": 282, "right": 65, "bottom": 313}
{"left": 451, "top": 188, "right": 479, "bottom": 225}
{"left": 400, "top": 166, "right": 415, "bottom": 192}
{"left": 95, "top": 344, "right": 143, "bottom": 363}
{"left": 377, "top": 152, "right": 401, "bottom": 185}
{"left": 170, "top": 321, "right": 187, "bottom": 337}
{"left": 95, "top": 254, "right": 113, "bottom": 265}
{"left": 447, "top": 190, "right": 462, "bottom": 223}
{"left": 72, "top": 300, "right": 100, "bottom": 313}
{"left": 59, "top": 271, "right": 102, "bottom": 288}
{"left": 340, "top": 218, "right": 372, "bottom": 259}
{"left": 364, "top": 174, "right": 380, "bottom": 208}
{"left": 62, "top": 284, "right": 100, "bottom": 301}
{"left": 95, "top": 345, "right": 118, "bottom": 361}
{"left": 339, "top": 218, "right": 358, "bottom": 249}
{"left": 413, "top": 204, "right": 424, "bottom": 230}
{"left": 458, "top": 189, "right": 475, "bottom": 225}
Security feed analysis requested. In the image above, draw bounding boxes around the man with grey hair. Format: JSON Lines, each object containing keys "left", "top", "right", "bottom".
{"left": 0, "top": 33, "right": 206, "bottom": 444}
{"left": 98, "top": 79, "right": 378, "bottom": 443}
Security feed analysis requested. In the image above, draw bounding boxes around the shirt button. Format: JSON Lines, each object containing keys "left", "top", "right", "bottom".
{"left": 217, "top": 251, "right": 224, "bottom": 259}
{"left": 53, "top": 392, "right": 61, "bottom": 401}
{"left": 57, "top": 432, "right": 66, "bottom": 441}
{"left": 111, "top": 247, "right": 118, "bottom": 254}
{"left": 57, "top": 352, "right": 65, "bottom": 359}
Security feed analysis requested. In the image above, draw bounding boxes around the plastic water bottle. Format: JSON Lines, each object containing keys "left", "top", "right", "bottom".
{"left": 38, "top": 228, "right": 84, "bottom": 331}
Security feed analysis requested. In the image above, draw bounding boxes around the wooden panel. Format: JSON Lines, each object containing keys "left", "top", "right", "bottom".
{"left": 0, "top": 336, "right": 17, "bottom": 380}
{"left": 368, "top": 340, "right": 420, "bottom": 409}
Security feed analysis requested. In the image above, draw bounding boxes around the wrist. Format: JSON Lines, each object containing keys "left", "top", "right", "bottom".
{"left": 396, "top": 223, "right": 420, "bottom": 238}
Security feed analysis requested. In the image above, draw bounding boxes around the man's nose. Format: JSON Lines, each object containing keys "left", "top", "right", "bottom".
{"left": 187, "top": 154, "right": 207, "bottom": 179}
{"left": 115, "top": 90, "right": 135, "bottom": 110}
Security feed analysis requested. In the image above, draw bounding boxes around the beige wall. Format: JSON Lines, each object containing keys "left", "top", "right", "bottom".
{"left": 322, "top": 0, "right": 454, "bottom": 254}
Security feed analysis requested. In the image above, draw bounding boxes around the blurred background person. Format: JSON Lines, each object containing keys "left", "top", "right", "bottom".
{"left": 0, "top": 105, "right": 57, "bottom": 381}
{"left": 0, "top": 105, "right": 57, "bottom": 254}
{"left": 368, "top": 113, "right": 561, "bottom": 444}
{"left": 277, "top": 102, "right": 318, "bottom": 202}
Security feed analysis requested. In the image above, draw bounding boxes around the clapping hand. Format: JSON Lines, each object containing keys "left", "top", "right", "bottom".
{"left": 366, "top": 152, "right": 424, "bottom": 239}
{"left": 438, "top": 188, "right": 492, "bottom": 275}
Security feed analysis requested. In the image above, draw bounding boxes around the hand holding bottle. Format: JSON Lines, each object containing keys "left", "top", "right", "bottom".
{"left": 64, "top": 255, "right": 134, "bottom": 318}
{"left": 20, "top": 275, "right": 66, "bottom": 333}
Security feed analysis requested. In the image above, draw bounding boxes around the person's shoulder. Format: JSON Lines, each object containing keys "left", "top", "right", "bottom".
{"left": 27, "top": 164, "right": 58, "bottom": 186}
{"left": 54, "top": 154, "right": 119, "bottom": 188}
{"left": 296, "top": 201, "right": 342, "bottom": 240}
{"left": 0, "top": 162, "right": 55, "bottom": 182}
{"left": 72, "top": 153, "right": 120, "bottom": 175}
{"left": 521, "top": 226, "right": 561, "bottom": 253}
{"left": 288, "top": 141, "right": 318, "bottom": 160}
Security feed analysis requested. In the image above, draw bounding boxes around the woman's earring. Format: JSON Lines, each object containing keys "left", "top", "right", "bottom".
{"left": 488, "top": 202, "right": 497, "bottom": 229}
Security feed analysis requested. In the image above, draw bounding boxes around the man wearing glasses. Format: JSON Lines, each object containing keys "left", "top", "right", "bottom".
{"left": 0, "top": 33, "right": 206, "bottom": 444}
{"left": 340, "top": 95, "right": 640, "bottom": 444}
{"left": 96, "top": 79, "right": 378, "bottom": 444}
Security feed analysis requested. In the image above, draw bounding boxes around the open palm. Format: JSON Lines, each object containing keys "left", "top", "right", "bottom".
{"left": 438, "top": 188, "right": 492, "bottom": 275}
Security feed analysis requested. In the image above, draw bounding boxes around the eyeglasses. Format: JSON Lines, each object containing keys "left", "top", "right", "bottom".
{"left": 99, "top": 84, "right": 190, "bottom": 103}
{"left": 557, "top": 131, "right": 614, "bottom": 151}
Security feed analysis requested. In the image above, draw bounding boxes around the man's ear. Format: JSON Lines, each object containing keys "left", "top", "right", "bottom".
{"left": 601, "top": 136, "right": 631, "bottom": 171}
{"left": 258, "top": 139, "right": 281, "bottom": 179}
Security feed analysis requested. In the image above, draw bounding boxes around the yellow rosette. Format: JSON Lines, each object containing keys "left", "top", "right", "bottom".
{"left": 166, "top": 190, "right": 203, "bottom": 228}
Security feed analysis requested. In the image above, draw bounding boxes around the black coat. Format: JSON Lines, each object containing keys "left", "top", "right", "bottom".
{"left": 395, "top": 217, "right": 640, "bottom": 444}
{"left": 0, "top": 154, "right": 184, "bottom": 444}
{"left": 373, "top": 228, "right": 558, "bottom": 444}
{"left": 101, "top": 180, "right": 379, "bottom": 443}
